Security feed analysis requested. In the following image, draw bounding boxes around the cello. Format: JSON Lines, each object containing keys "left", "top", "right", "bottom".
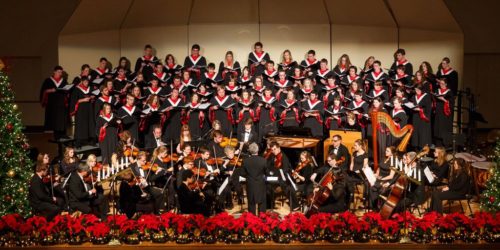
{"left": 379, "top": 146, "right": 429, "bottom": 219}
{"left": 305, "top": 157, "right": 345, "bottom": 217}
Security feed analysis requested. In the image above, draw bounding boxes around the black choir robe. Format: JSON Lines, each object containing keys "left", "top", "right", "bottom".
{"left": 217, "top": 61, "right": 241, "bottom": 84}
{"left": 433, "top": 88, "right": 454, "bottom": 147}
{"left": 134, "top": 56, "right": 159, "bottom": 82}
{"left": 94, "top": 95, "right": 117, "bottom": 120}
{"left": 164, "top": 64, "right": 183, "bottom": 79}
{"left": 389, "top": 60, "right": 413, "bottom": 78}
{"left": 314, "top": 69, "right": 335, "bottom": 92}
{"left": 248, "top": 51, "right": 271, "bottom": 76}
{"left": 186, "top": 102, "right": 209, "bottom": 140}
{"left": 236, "top": 99, "right": 257, "bottom": 134}
{"left": 143, "top": 86, "right": 167, "bottom": 98}
{"left": 278, "top": 100, "right": 300, "bottom": 128}
{"left": 113, "top": 77, "right": 129, "bottom": 92}
{"left": 364, "top": 71, "right": 388, "bottom": 92}
{"left": 117, "top": 105, "right": 142, "bottom": 143}
{"left": 262, "top": 69, "right": 278, "bottom": 89}
{"left": 347, "top": 100, "right": 369, "bottom": 132}
{"left": 90, "top": 68, "right": 111, "bottom": 82}
{"left": 410, "top": 93, "right": 432, "bottom": 149}
{"left": 325, "top": 105, "right": 345, "bottom": 130}
{"left": 96, "top": 113, "right": 119, "bottom": 164}
{"left": 436, "top": 68, "right": 459, "bottom": 95}
{"left": 39, "top": 77, "right": 69, "bottom": 133}
{"left": 301, "top": 99, "right": 324, "bottom": 137}
{"left": 140, "top": 104, "right": 162, "bottom": 136}
{"left": 332, "top": 65, "right": 349, "bottom": 81}
{"left": 160, "top": 97, "right": 186, "bottom": 144}
{"left": 151, "top": 71, "right": 170, "bottom": 84}
{"left": 341, "top": 74, "right": 362, "bottom": 87}
{"left": 237, "top": 75, "right": 253, "bottom": 89}
{"left": 201, "top": 72, "right": 221, "bottom": 88}
{"left": 278, "top": 61, "right": 297, "bottom": 76}
{"left": 183, "top": 55, "right": 207, "bottom": 80}
{"left": 367, "top": 89, "right": 390, "bottom": 102}
{"left": 209, "top": 95, "right": 236, "bottom": 137}
{"left": 70, "top": 85, "right": 95, "bottom": 143}
{"left": 321, "top": 85, "right": 341, "bottom": 107}
{"left": 257, "top": 96, "right": 278, "bottom": 139}
{"left": 299, "top": 59, "right": 320, "bottom": 77}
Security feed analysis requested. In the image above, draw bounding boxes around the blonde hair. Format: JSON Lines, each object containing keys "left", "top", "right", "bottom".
{"left": 435, "top": 147, "right": 447, "bottom": 166}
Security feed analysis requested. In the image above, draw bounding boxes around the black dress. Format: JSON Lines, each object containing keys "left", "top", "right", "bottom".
{"left": 160, "top": 97, "right": 186, "bottom": 144}
{"left": 410, "top": 93, "right": 432, "bottom": 149}
{"left": 96, "top": 113, "right": 119, "bottom": 164}
{"left": 433, "top": 88, "right": 454, "bottom": 147}
{"left": 70, "top": 85, "right": 95, "bottom": 145}
{"left": 436, "top": 68, "right": 459, "bottom": 95}
{"left": 209, "top": 95, "right": 236, "bottom": 137}
{"left": 117, "top": 105, "right": 142, "bottom": 144}
{"left": 40, "top": 77, "right": 69, "bottom": 136}
{"left": 186, "top": 102, "right": 209, "bottom": 140}
{"left": 301, "top": 99, "right": 324, "bottom": 137}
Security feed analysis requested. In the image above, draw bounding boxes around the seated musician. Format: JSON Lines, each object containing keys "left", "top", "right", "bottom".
{"left": 327, "top": 134, "right": 351, "bottom": 172}
{"left": 176, "top": 144, "right": 194, "bottom": 188}
{"left": 129, "top": 151, "right": 165, "bottom": 214}
{"left": 237, "top": 118, "right": 259, "bottom": 154}
{"left": 36, "top": 153, "right": 66, "bottom": 206}
{"left": 118, "top": 172, "right": 143, "bottom": 218}
{"left": 60, "top": 147, "right": 80, "bottom": 176}
{"left": 266, "top": 141, "right": 299, "bottom": 211}
{"left": 116, "top": 130, "right": 138, "bottom": 164}
{"left": 369, "top": 146, "right": 396, "bottom": 210}
{"left": 29, "top": 162, "right": 64, "bottom": 220}
{"left": 346, "top": 139, "right": 370, "bottom": 208}
{"left": 310, "top": 153, "right": 347, "bottom": 214}
{"left": 177, "top": 170, "right": 210, "bottom": 216}
{"left": 193, "top": 147, "right": 220, "bottom": 213}
{"left": 243, "top": 143, "right": 267, "bottom": 215}
{"left": 207, "top": 130, "right": 226, "bottom": 158}
{"left": 151, "top": 146, "right": 175, "bottom": 210}
{"left": 67, "top": 163, "right": 108, "bottom": 220}
{"left": 144, "top": 124, "right": 166, "bottom": 151}
{"left": 428, "top": 147, "right": 450, "bottom": 186}
{"left": 429, "top": 158, "right": 470, "bottom": 213}
{"left": 293, "top": 151, "right": 315, "bottom": 197}
{"left": 221, "top": 146, "right": 244, "bottom": 208}
{"left": 392, "top": 151, "right": 425, "bottom": 213}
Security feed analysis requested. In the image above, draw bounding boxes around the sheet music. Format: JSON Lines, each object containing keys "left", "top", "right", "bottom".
{"left": 404, "top": 102, "right": 416, "bottom": 109}
{"left": 92, "top": 89, "right": 100, "bottom": 96}
{"left": 239, "top": 176, "right": 246, "bottom": 182}
{"left": 362, "top": 167, "right": 377, "bottom": 186}
{"left": 92, "top": 78, "right": 104, "bottom": 84}
{"left": 287, "top": 173, "right": 298, "bottom": 191}
{"left": 218, "top": 177, "right": 229, "bottom": 196}
{"left": 266, "top": 176, "right": 278, "bottom": 182}
{"left": 59, "top": 84, "right": 73, "bottom": 91}
{"left": 424, "top": 167, "right": 435, "bottom": 183}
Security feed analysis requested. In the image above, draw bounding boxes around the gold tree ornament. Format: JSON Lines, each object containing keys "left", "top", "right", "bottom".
{"left": 7, "top": 169, "right": 16, "bottom": 178}
{"left": 0, "top": 59, "right": 4, "bottom": 71}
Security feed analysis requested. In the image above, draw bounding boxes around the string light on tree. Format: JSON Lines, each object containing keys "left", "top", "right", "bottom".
{"left": 481, "top": 140, "right": 500, "bottom": 212}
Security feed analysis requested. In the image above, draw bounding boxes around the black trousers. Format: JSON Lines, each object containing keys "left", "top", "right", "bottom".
{"left": 430, "top": 190, "right": 465, "bottom": 213}
{"left": 69, "top": 192, "right": 108, "bottom": 220}
{"left": 35, "top": 200, "right": 64, "bottom": 221}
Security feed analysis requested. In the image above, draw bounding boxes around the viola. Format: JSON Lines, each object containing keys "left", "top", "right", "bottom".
{"left": 188, "top": 180, "right": 205, "bottom": 190}
{"left": 141, "top": 162, "right": 160, "bottom": 172}
{"left": 124, "top": 146, "right": 139, "bottom": 157}
{"left": 292, "top": 159, "right": 311, "bottom": 178}
{"left": 263, "top": 148, "right": 273, "bottom": 159}
{"left": 183, "top": 153, "right": 201, "bottom": 164}
{"left": 274, "top": 153, "right": 283, "bottom": 169}
{"left": 228, "top": 157, "right": 243, "bottom": 167}
{"left": 220, "top": 137, "right": 238, "bottom": 148}
{"left": 162, "top": 153, "right": 179, "bottom": 163}
{"left": 206, "top": 157, "right": 225, "bottom": 166}
{"left": 192, "top": 167, "right": 208, "bottom": 177}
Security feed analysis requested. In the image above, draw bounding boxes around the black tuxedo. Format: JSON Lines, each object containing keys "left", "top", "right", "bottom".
{"left": 144, "top": 134, "right": 165, "bottom": 151}
{"left": 328, "top": 143, "right": 351, "bottom": 171}
{"left": 266, "top": 152, "right": 298, "bottom": 210}
{"left": 177, "top": 183, "right": 209, "bottom": 216}
{"left": 67, "top": 173, "right": 108, "bottom": 219}
{"left": 29, "top": 175, "right": 62, "bottom": 220}
{"left": 243, "top": 155, "right": 267, "bottom": 214}
{"left": 237, "top": 128, "right": 259, "bottom": 153}
{"left": 129, "top": 163, "right": 165, "bottom": 214}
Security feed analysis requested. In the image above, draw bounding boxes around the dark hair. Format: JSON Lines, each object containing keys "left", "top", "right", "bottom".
{"left": 266, "top": 60, "right": 275, "bottom": 66}
{"left": 307, "top": 50, "right": 316, "bottom": 55}
{"left": 349, "top": 66, "right": 357, "bottom": 73}
{"left": 442, "top": 57, "right": 450, "bottom": 64}
{"left": 207, "top": 63, "right": 215, "bottom": 69}
{"left": 182, "top": 170, "right": 194, "bottom": 181}
{"left": 99, "top": 57, "right": 108, "bottom": 62}
{"left": 254, "top": 42, "right": 263, "bottom": 48}
{"left": 320, "top": 58, "right": 328, "bottom": 64}
{"left": 36, "top": 163, "right": 48, "bottom": 172}
{"left": 327, "top": 152, "right": 338, "bottom": 161}
{"left": 332, "top": 134, "right": 342, "bottom": 141}
{"left": 212, "top": 130, "right": 223, "bottom": 139}
{"left": 191, "top": 44, "right": 200, "bottom": 50}
{"left": 397, "top": 65, "right": 406, "bottom": 72}
{"left": 54, "top": 65, "right": 63, "bottom": 71}
{"left": 81, "top": 64, "right": 90, "bottom": 71}
{"left": 269, "top": 141, "right": 280, "bottom": 149}
{"left": 396, "top": 48, "right": 406, "bottom": 55}
{"left": 199, "top": 146, "right": 210, "bottom": 155}
{"left": 144, "top": 44, "right": 152, "bottom": 50}
{"left": 373, "top": 60, "right": 381, "bottom": 66}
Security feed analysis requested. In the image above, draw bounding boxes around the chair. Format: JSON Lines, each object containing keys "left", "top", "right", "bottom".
{"left": 445, "top": 178, "right": 474, "bottom": 216}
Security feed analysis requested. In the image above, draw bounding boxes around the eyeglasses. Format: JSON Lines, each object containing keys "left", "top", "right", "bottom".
{"left": 332, "top": 140, "right": 339, "bottom": 143}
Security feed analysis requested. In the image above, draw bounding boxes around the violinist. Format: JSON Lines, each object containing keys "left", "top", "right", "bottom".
{"left": 327, "top": 135, "right": 351, "bottom": 171}
{"left": 151, "top": 146, "right": 173, "bottom": 187}
{"left": 129, "top": 151, "right": 165, "bottom": 214}
{"left": 237, "top": 118, "right": 258, "bottom": 154}
{"left": 29, "top": 161, "right": 64, "bottom": 221}
{"left": 176, "top": 144, "right": 195, "bottom": 188}
{"left": 207, "top": 130, "right": 226, "bottom": 157}
{"left": 310, "top": 153, "right": 347, "bottom": 214}
{"left": 192, "top": 147, "right": 219, "bottom": 213}
{"left": 144, "top": 124, "right": 165, "bottom": 151}
{"left": 118, "top": 171, "right": 143, "bottom": 218}
{"left": 293, "top": 151, "right": 315, "bottom": 197}
{"left": 36, "top": 153, "right": 66, "bottom": 208}
{"left": 67, "top": 163, "right": 108, "bottom": 220}
{"left": 242, "top": 143, "right": 267, "bottom": 215}
{"left": 178, "top": 170, "right": 209, "bottom": 216}
{"left": 221, "top": 146, "right": 244, "bottom": 209}
{"left": 266, "top": 141, "right": 298, "bottom": 211}
{"left": 369, "top": 147, "right": 397, "bottom": 210}
{"left": 117, "top": 130, "right": 138, "bottom": 162}
{"left": 60, "top": 147, "right": 80, "bottom": 176}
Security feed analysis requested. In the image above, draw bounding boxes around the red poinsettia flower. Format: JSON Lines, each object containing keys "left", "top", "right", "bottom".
{"left": 87, "top": 222, "right": 110, "bottom": 238}
{"left": 137, "top": 214, "right": 161, "bottom": 233}
{"left": 379, "top": 219, "right": 399, "bottom": 234}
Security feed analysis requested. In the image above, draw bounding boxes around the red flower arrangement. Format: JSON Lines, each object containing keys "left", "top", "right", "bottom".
{"left": 137, "top": 214, "right": 161, "bottom": 233}
{"left": 379, "top": 219, "right": 399, "bottom": 234}
{"left": 309, "top": 213, "right": 331, "bottom": 233}
{"left": 87, "top": 222, "right": 110, "bottom": 238}
{"left": 413, "top": 211, "right": 440, "bottom": 234}
{"left": 239, "top": 212, "right": 270, "bottom": 236}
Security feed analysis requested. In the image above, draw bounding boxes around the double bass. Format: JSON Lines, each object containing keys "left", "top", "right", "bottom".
{"left": 379, "top": 146, "right": 429, "bottom": 219}
{"left": 305, "top": 157, "right": 345, "bottom": 217}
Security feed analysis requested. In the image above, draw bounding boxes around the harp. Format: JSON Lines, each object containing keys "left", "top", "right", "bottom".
{"left": 370, "top": 111, "right": 413, "bottom": 171}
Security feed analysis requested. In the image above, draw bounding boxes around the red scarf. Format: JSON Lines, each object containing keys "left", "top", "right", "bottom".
{"left": 440, "top": 88, "right": 451, "bottom": 116}
{"left": 191, "top": 54, "right": 199, "bottom": 61}
{"left": 254, "top": 85, "right": 263, "bottom": 91}
{"left": 216, "top": 95, "right": 227, "bottom": 102}
{"left": 151, "top": 86, "right": 159, "bottom": 92}
{"left": 307, "top": 58, "right": 316, "bottom": 65}
{"left": 349, "top": 75, "right": 358, "bottom": 81}
{"left": 207, "top": 72, "right": 216, "bottom": 78}
{"left": 167, "top": 63, "right": 174, "bottom": 68}
{"left": 320, "top": 68, "right": 329, "bottom": 74}
{"left": 97, "top": 67, "right": 106, "bottom": 74}
{"left": 144, "top": 55, "right": 152, "bottom": 60}
{"left": 442, "top": 67, "right": 452, "bottom": 75}
{"left": 254, "top": 51, "right": 264, "bottom": 58}
{"left": 397, "top": 59, "right": 407, "bottom": 65}
{"left": 101, "top": 95, "right": 110, "bottom": 102}
{"left": 78, "top": 84, "right": 89, "bottom": 91}
{"left": 340, "top": 64, "right": 346, "bottom": 71}
{"left": 286, "top": 99, "right": 295, "bottom": 105}
{"left": 373, "top": 70, "right": 382, "bottom": 78}
{"left": 355, "top": 100, "right": 364, "bottom": 106}
{"left": 124, "top": 105, "right": 134, "bottom": 112}
{"left": 266, "top": 69, "right": 275, "bottom": 75}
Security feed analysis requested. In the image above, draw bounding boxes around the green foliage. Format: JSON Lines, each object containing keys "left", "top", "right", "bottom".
{"left": 480, "top": 140, "right": 500, "bottom": 212}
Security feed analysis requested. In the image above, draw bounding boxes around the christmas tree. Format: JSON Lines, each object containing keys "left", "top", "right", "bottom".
{"left": 0, "top": 60, "right": 33, "bottom": 216}
{"left": 481, "top": 140, "right": 500, "bottom": 212}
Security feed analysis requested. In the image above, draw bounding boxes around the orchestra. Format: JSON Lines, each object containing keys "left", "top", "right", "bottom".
{"left": 32, "top": 44, "right": 477, "bottom": 221}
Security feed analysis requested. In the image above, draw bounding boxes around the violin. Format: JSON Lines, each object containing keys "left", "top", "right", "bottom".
{"left": 263, "top": 148, "right": 273, "bottom": 159}
{"left": 42, "top": 174, "right": 60, "bottom": 184}
{"left": 228, "top": 157, "right": 242, "bottom": 167}
{"left": 141, "top": 162, "right": 160, "bottom": 172}
{"left": 188, "top": 180, "right": 205, "bottom": 191}
{"left": 206, "top": 157, "right": 225, "bottom": 166}
{"left": 274, "top": 153, "right": 283, "bottom": 169}
{"left": 162, "top": 153, "right": 179, "bottom": 163}
{"left": 124, "top": 146, "right": 139, "bottom": 157}
{"left": 292, "top": 159, "right": 311, "bottom": 178}
{"left": 192, "top": 167, "right": 208, "bottom": 177}
{"left": 183, "top": 153, "right": 201, "bottom": 164}
{"left": 220, "top": 137, "right": 238, "bottom": 148}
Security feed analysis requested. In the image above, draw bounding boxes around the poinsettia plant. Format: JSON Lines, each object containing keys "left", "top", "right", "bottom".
{"left": 239, "top": 212, "right": 270, "bottom": 236}
{"left": 137, "top": 214, "right": 161, "bottom": 234}
{"left": 87, "top": 222, "right": 110, "bottom": 238}
{"left": 413, "top": 211, "right": 440, "bottom": 235}
{"left": 379, "top": 219, "right": 399, "bottom": 234}
{"left": 337, "top": 211, "right": 358, "bottom": 234}
{"left": 361, "top": 212, "right": 382, "bottom": 232}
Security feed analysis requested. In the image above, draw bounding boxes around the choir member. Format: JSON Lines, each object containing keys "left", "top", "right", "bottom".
{"left": 279, "top": 91, "right": 301, "bottom": 128}
{"left": 160, "top": 88, "right": 186, "bottom": 144}
{"left": 322, "top": 76, "right": 341, "bottom": 107}
{"left": 60, "top": 147, "right": 80, "bottom": 176}
{"left": 310, "top": 153, "right": 347, "bottom": 214}
{"left": 29, "top": 161, "right": 64, "bottom": 221}
{"left": 301, "top": 91, "right": 324, "bottom": 137}
{"left": 170, "top": 74, "right": 189, "bottom": 99}
{"left": 299, "top": 50, "right": 320, "bottom": 77}
{"left": 114, "top": 66, "right": 132, "bottom": 94}
{"left": 202, "top": 63, "right": 220, "bottom": 88}
{"left": 315, "top": 58, "right": 334, "bottom": 92}
{"left": 218, "top": 51, "right": 241, "bottom": 83}
{"left": 129, "top": 151, "right": 166, "bottom": 214}
{"left": 433, "top": 78, "right": 454, "bottom": 147}
{"left": 91, "top": 57, "right": 112, "bottom": 81}
{"left": 243, "top": 143, "right": 267, "bottom": 215}
{"left": 236, "top": 90, "right": 256, "bottom": 133}
{"left": 209, "top": 86, "right": 236, "bottom": 136}
{"left": 134, "top": 44, "right": 159, "bottom": 82}
{"left": 428, "top": 146, "right": 450, "bottom": 185}
{"left": 436, "top": 57, "right": 459, "bottom": 95}
{"left": 131, "top": 86, "right": 146, "bottom": 106}
{"left": 256, "top": 88, "right": 278, "bottom": 138}
{"left": 293, "top": 151, "right": 315, "bottom": 197}
{"left": 94, "top": 83, "right": 118, "bottom": 121}
{"left": 178, "top": 170, "right": 210, "bottom": 216}
{"left": 419, "top": 61, "right": 436, "bottom": 89}
{"left": 410, "top": 85, "right": 432, "bottom": 149}
{"left": 177, "top": 125, "right": 193, "bottom": 153}
{"left": 429, "top": 158, "right": 470, "bottom": 213}
{"left": 290, "top": 67, "right": 305, "bottom": 87}
{"left": 130, "top": 72, "right": 148, "bottom": 91}
{"left": 72, "top": 64, "right": 91, "bottom": 85}
{"left": 262, "top": 60, "right": 278, "bottom": 88}
{"left": 347, "top": 90, "right": 369, "bottom": 132}
{"left": 140, "top": 94, "right": 162, "bottom": 136}
{"left": 274, "top": 70, "right": 292, "bottom": 101}
{"left": 341, "top": 66, "right": 362, "bottom": 87}
{"left": 250, "top": 76, "right": 265, "bottom": 98}
{"left": 183, "top": 44, "right": 207, "bottom": 81}
{"left": 278, "top": 49, "right": 297, "bottom": 75}
{"left": 299, "top": 78, "right": 314, "bottom": 101}
{"left": 345, "top": 81, "right": 363, "bottom": 103}
{"left": 369, "top": 147, "right": 396, "bottom": 210}
{"left": 144, "top": 77, "right": 167, "bottom": 98}
{"left": 113, "top": 57, "right": 132, "bottom": 78}
{"left": 389, "top": 48, "right": 413, "bottom": 78}
{"left": 70, "top": 77, "right": 95, "bottom": 147}
{"left": 360, "top": 56, "right": 375, "bottom": 78}
{"left": 40, "top": 66, "right": 69, "bottom": 140}
{"left": 67, "top": 163, "right": 108, "bottom": 220}
{"left": 152, "top": 62, "right": 170, "bottom": 86}
{"left": 96, "top": 103, "right": 120, "bottom": 164}
{"left": 364, "top": 60, "right": 388, "bottom": 93}
{"left": 392, "top": 97, "right": 408, "bottom": 128}
{"left": 248, "top": 42, "right": 270, "bottom": 76}
{"left": 412, "top": 70, "right": 432, "bottom": 93}
{"left": 164, "top": 54, "right": 183, "bottom": 78}
{"left": 367, "top": 81, "right": 389, "bottom": 102}
{"left": 237, "top": 66, "right": 253, "bottom": 89}
{"left": 326, "top": 134, "right": 351, "bottom": 171}
{"left": 392, "top": 65, "right": 412, "bottom": 90}
{"left": 186, "top": 93, "right": 208, "bottom": 140}
{"left": 333, "top": 54, "right": 352, "bottom": 81}
{"left": 325, "top": 97, "right": 346, "bottom": 130}
{"left": 117, "top": 94, "right": 142, "bottom": 144}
